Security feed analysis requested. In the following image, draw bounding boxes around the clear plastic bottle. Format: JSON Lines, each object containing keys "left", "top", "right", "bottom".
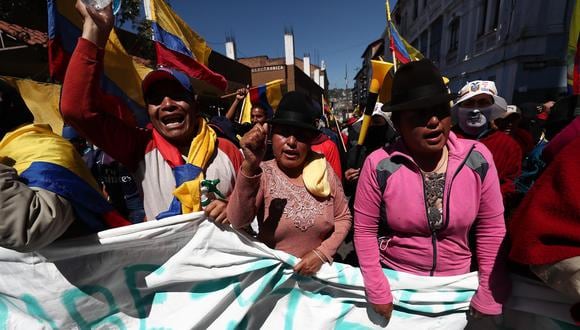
{"left": 200, "top": 186, "right": 210, "bottom": 209}
{"left": 81, "top": 0, "right": 121, "bottom": 14}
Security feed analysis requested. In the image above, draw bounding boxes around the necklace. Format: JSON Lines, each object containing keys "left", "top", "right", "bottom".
{"left": 420, "top": 146, "right": 448, "bottom": 174}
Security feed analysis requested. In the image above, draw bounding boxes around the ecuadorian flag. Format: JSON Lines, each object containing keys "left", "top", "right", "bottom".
{"left": 0, "top": 124, "right": 131, "bottom": 232}
{"left": 47, "top": 0, "right": 151, "bottom": 126}
{"left": 144, "top": 0, "right": 227, "bottom": 92}
{"left": 240, "top": 80, "right": 284, "bottom": 123}
{"left": 388, "top": 22, "right": 423, "bottom": 65}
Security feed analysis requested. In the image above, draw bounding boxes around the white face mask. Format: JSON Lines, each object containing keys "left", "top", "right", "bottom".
{"left": 457, "top": 106, "right": 495, "bottom": 137}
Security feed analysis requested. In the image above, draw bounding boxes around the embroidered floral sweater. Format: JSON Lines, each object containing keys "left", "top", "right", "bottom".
{"left": 227, "top": 159, "right": 352, "bottom": 261}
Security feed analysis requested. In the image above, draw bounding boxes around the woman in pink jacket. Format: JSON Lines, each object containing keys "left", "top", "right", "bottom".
{"left": 354, "top": 60, "right": 510, "bottom": 323}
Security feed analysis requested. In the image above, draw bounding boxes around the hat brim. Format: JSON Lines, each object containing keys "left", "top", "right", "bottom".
{"left": 382, "top": 93, "right": 457, "bottom": 112}
{"left": 269, "top": 118, "right": 319, "bottom": 132}
{"left": 142, "top": 70, "right": 225, "bottom": 98}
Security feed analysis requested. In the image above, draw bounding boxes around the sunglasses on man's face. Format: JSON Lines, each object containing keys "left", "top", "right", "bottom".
{"left": 145, "top": 91, "right": 192, "bottom": 106}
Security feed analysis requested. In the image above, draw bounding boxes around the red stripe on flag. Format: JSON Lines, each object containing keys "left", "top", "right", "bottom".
{"left": 155, "top": 43, "right": 227, "bottom": 92}
{"left": 390, "top": 38, "right": 411, "bottom": 64}
{"left": 103, "top": 210, "right": 133, "bottom": 228}
{"left": 249, "top": 87, "right": 261, "bottom": 106}
{"left": 48, "top": 38, "right": 71, "bottom": 82}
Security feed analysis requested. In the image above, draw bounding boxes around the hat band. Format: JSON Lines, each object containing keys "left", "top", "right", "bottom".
{"left": 272, "top": 110, "right": 314, "bottom": 126}
{"left": 392, "top": 83, "right": 448, "bottom": 104}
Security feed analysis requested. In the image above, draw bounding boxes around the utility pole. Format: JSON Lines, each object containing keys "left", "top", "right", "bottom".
{"left": 344, "top": 64, "right": 348, "bottom": 90}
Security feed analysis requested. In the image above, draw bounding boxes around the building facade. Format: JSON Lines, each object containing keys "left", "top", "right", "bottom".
{"left": 392, "top": 0, "right": 575, "bottom": 104}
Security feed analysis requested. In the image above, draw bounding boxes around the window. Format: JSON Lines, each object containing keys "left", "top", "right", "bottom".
{"left": 491, "top": 0, "right": 501, "bottom": 31}
{"left": 449, "top": 18, "right": 460, "bottom": 52}
{"left": 420, "top": 30, "right": 429, "bottom": 54}
{"left": 478, "top": 0, "right": 488, "bottom": 36}
{"left": 429, "top": 17, "right": 443, "bottom": 64}
{"left": 413, "top": 0, "right": 418, "bottom": 18}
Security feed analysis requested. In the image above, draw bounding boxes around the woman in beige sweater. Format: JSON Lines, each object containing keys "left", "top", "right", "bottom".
{"left": 226, "top": 91, "right": 352, "bottom": 276}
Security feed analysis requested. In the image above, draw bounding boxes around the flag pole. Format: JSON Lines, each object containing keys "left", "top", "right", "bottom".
{"left": 238, "top": 95, "right": 246, "bottom": 123}
{"left": 386, "top": 0, "right": 398, "bottom": 72}
{"left": 220, "top": 79, "right": 284, "bottom": 99}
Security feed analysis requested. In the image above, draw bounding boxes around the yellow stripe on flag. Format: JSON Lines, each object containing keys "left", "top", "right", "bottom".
{"left": 146, "top": 0, "right": 212, "bottom": 66}
{"left": 240, "top": 93, "right": 253, "bottom": 124}
{"left": 265, "top": 79, "right": 284, "bottom": 110}
{"left": 1, "top": 76, "right": 64, "bottom": 135}
{"left": 56, "top": 0, "right": 150, "bottom": 108}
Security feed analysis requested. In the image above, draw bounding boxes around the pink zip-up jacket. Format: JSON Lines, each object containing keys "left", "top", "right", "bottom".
{"left": 354, "top": 132, "right": 510, "bottom": 315}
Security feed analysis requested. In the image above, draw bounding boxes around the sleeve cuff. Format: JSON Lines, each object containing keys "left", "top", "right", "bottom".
{"left": 470, "top": 292, "right": 503, "bottom": 315}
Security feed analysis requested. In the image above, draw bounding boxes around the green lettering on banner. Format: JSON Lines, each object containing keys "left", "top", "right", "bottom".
{"left": 0, "top": 297, "right": 8, "bottom": 330}
{"left": 333, "top": 266, "right": 371, "bottom": 330}
{"left": 190, "top": 275, "right": 240, "bottom": 300}
{"left": 283, "top": 285, "right": 301, "bottom": 330}
{"left": 21, "top": 294, "right": 58, "bottom": 329}
{"left": 233, "top": 265, "right": 281, "bottom": 307}
{"left": 61, "top": 286, "right": 125, "bottom": 329}
{"left": 124, "top": 264, "right": 162, "bottom": 330}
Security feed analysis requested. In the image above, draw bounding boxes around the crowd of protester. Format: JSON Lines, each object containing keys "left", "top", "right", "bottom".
{"left": 0, "top": 0, "right": 579, "bottom": 326}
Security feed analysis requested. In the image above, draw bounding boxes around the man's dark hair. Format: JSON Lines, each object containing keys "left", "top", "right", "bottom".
{"left": 0, "top": 80, "right": 34, "bottom": 139}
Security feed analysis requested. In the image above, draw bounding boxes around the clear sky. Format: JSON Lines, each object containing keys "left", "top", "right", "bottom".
{"left": 172, "top": 1, "right": 394, "bottom": 90}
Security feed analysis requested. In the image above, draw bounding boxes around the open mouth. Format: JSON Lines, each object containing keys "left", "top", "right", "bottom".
{"left": 161, "top": 113, "right": 186, "bottom": 129}
{"left": 282, "top": 150, "right": 299, "bottom": 160}
{"left": 424, "top": 130, "right": 443, "bottom": 143}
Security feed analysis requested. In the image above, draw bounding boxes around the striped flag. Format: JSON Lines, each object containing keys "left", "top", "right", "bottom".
{"left": 47, "top": 0, "right": 151, "bottom": 126}
{"left": 144, "top": 0, "right": 227, "bottom": 92}
{"left": 240, "top": 80, "right": 284, "bottom": 123}
{"left": 388, "top": 22, "right": 423, "bottom": 64}
{"left": 1, "top": 76, "right": 64, "bottom": 135}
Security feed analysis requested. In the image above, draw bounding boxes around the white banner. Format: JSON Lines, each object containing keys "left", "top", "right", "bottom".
{"left": 0, "top": 212, "right": 574, "bottom": 329}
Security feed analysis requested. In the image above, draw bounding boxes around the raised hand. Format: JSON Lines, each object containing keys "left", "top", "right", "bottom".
{"left": 76, "top": 0, "right": 114, "bottom": 48}
{"left": 240, "top": 123, "right": 268, "bottom": 176}
{"left": 235, "top": 87, "right": 249, "bottom": 101}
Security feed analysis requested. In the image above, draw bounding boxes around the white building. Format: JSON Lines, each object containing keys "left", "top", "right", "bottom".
{"left": 392, "top": 0, "right": 575, "bottom": 104}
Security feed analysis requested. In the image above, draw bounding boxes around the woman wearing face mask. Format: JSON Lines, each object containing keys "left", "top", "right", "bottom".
{"left": 451, "top": 81, "right": 522, "bottom": 208}
{"left": 354, "top": 61, "right": 510, "bottom": 326}
{"left": 226, "top": 91, "right": 352, "bottom": 276}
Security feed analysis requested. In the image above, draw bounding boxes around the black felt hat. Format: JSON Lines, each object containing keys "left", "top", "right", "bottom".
{"left": 269, "top": 91, "right": 318, "bottom": 131}
{"left": 382, "top": 59, "right": 456, "bottom": 112}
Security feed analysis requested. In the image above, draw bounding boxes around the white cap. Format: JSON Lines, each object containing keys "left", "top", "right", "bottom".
{"left": 371, "top": 102, "right": 393, "bottom": 128}
{"left": 372, "top": 102, "right": 390, "bottom": 121}
{"left": 452, "top": 80, "right": 508, "bottom": 121}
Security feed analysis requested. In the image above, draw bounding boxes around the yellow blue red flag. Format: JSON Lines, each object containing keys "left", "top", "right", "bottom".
{"left": 0, "top": 124, "right": 131, "bottom": 231}
{"left": 47, "top": 0, "right": 151, "bottom": 126}
{"left": 144, "top": 0, "right": 227, "bottom": 92}
{"left": 240, "top": 80, "right": 284, "bottom": 123}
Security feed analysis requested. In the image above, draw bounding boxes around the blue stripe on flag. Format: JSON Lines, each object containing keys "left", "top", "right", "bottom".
{"left": 156, "top": 164, "right": 203, "bottom": 220}
{"left": 47, "top": 0, "right": 58, "bottom": 40}
{"left": 151, "top": 22, "right": 194, "bottom": 59}
{"left": 390, "top": 24, "right": 411, "bottom": 61}
{"left": 20, "top": 161, "right": 114, "bottom": 232}
{"left": 257, "top": 85, "right": 274, "bottom": 118}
